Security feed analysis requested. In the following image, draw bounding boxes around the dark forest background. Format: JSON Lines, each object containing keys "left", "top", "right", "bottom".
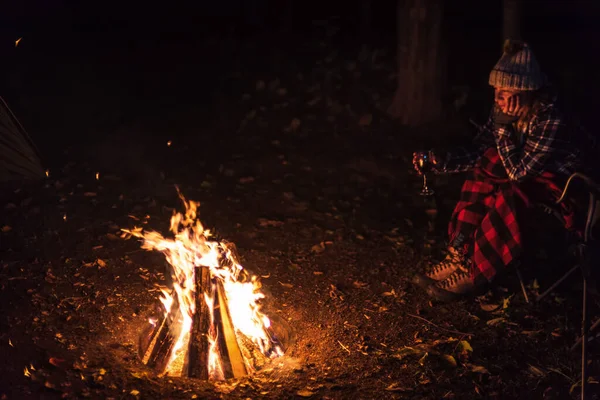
{"left": 0, "top": 0, "right": 598, "bottom": 153}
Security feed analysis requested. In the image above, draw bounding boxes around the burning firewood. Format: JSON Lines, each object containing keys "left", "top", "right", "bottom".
{"left": 184, "top": 266, "right": 213, "bottom": 379}
{"left": 127, "top": 192, "right": 284, "bottom": 380}
{"left": 139, "top": 290, "right": 183, "bottom": 374}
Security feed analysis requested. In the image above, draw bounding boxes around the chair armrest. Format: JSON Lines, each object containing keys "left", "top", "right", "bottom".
{"left": 556, "top": 173, "right": 600, "bottom": 205}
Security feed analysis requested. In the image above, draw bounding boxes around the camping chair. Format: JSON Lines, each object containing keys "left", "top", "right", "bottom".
{"left": 517, "top": 172, "right": 600, "bottom": 400}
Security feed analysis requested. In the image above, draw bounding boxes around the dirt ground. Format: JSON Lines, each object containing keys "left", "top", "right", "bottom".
{"left": 1, "top": 27, "right": 600, "bottom": 400}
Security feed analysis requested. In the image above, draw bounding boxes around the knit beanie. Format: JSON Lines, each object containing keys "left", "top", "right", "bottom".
{"left": 489, "top": 40, "right": 544, "bottom": 91}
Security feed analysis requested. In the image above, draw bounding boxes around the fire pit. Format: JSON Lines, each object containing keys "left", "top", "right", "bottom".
{"left": 124, "top": 192, "right": 286, "bottom": 380}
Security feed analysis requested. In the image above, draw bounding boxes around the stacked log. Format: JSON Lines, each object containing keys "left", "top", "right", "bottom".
{"left": 139, "top": 266, "right": 249, "bottom": 379}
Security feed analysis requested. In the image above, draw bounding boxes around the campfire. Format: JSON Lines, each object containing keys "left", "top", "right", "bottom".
{"left": 124, "top": 193, "right": 284, "bottom": 380}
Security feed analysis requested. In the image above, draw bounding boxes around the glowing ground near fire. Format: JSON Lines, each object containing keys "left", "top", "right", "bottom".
{"left": 123, "top": 191, "right": 285, "bottom": 380}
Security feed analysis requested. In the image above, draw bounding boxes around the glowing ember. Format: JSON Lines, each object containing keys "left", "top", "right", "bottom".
{"left": 124, "top": 191, "right": 283, "bottom": 379}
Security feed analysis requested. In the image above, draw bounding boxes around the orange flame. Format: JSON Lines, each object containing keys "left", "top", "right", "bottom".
{"left": 125, "top": 191, "right": 282, "bottom": 379}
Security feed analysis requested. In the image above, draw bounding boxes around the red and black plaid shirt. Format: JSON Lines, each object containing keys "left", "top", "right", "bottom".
{"left": 436, "top": 98, "right": 588, "bottom": 181}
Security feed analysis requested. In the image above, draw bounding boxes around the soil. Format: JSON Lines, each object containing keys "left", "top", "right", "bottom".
{"left": 1, "top": 24, "right": 599, "bottom": 400}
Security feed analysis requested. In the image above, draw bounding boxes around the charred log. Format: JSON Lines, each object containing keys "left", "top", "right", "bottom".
{"left": 215, "top": 280, "right": 248, "bottom": 379}
{"left": 183, "top": 266, "right": 212, "bottom": 379}
{"left": 139, "top": 293, "right": 182, "bottom": 375}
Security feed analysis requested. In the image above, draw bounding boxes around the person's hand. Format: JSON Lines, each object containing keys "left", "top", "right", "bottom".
{"left": 493, "top": 104, "right": 519, "bottom": 126}
{"left": 412, "top": 152, "right": 424, "bottom": 174}
{"left": 502, "top": 93, "right": 529, "bottom": 117}
{"left": 412, "top": 151, "right": 437, "bottom": 175}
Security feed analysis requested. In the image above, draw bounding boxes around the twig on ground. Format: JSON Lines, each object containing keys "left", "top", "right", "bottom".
{"left": 406, "top": 313, "right": 474, "bottom": 337}
{"left": 337, "top": 340, "right": 351, "bottom": 354}
{"left": 548, "top": 367, "right": 575, "bottom": 383}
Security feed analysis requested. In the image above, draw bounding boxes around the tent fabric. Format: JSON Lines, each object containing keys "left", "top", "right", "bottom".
{"left": 0, "top": 96, "right": 44, "bottom": 181}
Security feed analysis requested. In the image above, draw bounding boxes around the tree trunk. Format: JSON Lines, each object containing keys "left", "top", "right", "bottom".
{"left": 387, "top": 0, "right": 444, "bottom": 127}
{"left": 503, "top": 0, "right": 521, "bottom": 42}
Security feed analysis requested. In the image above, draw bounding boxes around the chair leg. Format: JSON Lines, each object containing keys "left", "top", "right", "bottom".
{"left": 580, "top": 274, "right": 588, "bottom": 400}
{"left": 536, "top": 265, "right": 580, "bottom": 302}
{"left": 572, "top": 318, "right": 600, "bottom": 351}
{"left": 514, "top": 265, "right": 529, "bottom": 303}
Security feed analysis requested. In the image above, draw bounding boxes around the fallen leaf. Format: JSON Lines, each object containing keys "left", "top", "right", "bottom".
{"left": 313, "top": 271, "right": 324, "bottom": 275}
{"left": 278, "top": 282, "right": 294, "bottom": 289}
{"left": 257, "top": 218, "right": 284, "bottom": 227}
{"left": 520, "top": 330, "right": 542, "bottom": 337}
{"left": 1, "top": 225, "right": 12, "bottom": 233}
{"left": 480, "top": 303, "right": 500, "bottom": 312}
{"left": 469, "top": 364, "right": 490, "bottom": 374}
{"left": 432, "top": 337, "right": 459, "bottom": 346}
{"left": 239, "top": 176, "right": 255, "bottom": 184}
{"left": 442, "top": 354, "right": 457, "bottom": 367}
{"left": 311, "top": 242, "right": 326, "bottom": 254}
{"left": 393, "top": 346, "right": 426, "bottom": 361}
{"left": 44, "top": 381, "right": 56, "bottom": 389}
{"left": 96, "top": 259, "right": 107, "bottom": 268}
{"left": 15, "top": 37, "right": 22, "bottom": 47}
{"left": 459, "top": 340, "right": 473, "bottom": 353}
{"left": 551, "top": 329, "right": 562, "bottom": 338}
{"left": 486, "top": 317, "right": 506, "bottom": 327}
{"left": 130, "top": 389, "right": 140, "bottom": 396}
{"left": 528, "top": 364, "right": 546, "bottom": 377}
{"left": 502, "top": 295, "right": 513, "bottom": 309}
{"left": 353, "top": 280, "right": 368, "bottom": 288}
{"left": 385, "top": 383, "right": 412, "bottom": 392}
{"left": 83, "top": 192, "right": 97, "bottom": 197}
{"left": 296, "top": 389, "right": 315, "bottom": 398}
{"left": 49, "top": 357, "right": 66, "bottom": 367}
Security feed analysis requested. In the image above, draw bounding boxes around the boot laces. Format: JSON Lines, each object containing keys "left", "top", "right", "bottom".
{"left": 438, "top": 268, "right": 470, "bottom": 289}
{"left": 428, "top": 250, "right": 461, "bottom": 274}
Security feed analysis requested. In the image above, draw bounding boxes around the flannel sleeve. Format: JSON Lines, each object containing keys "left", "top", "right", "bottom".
{"left": 494, "top": 109, "right": 564, "bottom": 181}
{"left": 434, "top": 113, "right": 495, "bottom": 174}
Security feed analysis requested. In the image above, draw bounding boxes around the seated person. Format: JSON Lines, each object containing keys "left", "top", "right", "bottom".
{"left": 412, "top": 40, "right": 595, "bottom": 302}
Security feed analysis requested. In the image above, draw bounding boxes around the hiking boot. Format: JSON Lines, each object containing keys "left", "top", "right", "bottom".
{"left": 412, "top": 247, "right": 463, "bottom": 289}
{"left": 426, "top": 267, "right": 481, "bottom": 302}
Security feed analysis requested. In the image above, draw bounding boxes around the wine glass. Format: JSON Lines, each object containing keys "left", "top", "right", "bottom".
{"left": 417, "top": 153, "right": 435, "bottom": 196}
